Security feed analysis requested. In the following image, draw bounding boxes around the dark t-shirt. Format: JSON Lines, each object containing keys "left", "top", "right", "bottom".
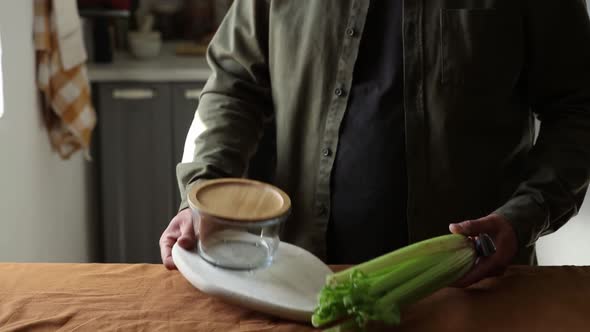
{"left": 327, "top": 0, "right": 408, "bottom": 264}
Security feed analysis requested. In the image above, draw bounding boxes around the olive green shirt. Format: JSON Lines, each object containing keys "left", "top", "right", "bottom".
{"left": 177, "top": 0, "right": 590, "bottom": 264}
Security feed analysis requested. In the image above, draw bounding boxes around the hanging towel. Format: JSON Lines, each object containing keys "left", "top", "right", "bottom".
{"left": 34, "top": 0, "right": 96, "bottom": 159}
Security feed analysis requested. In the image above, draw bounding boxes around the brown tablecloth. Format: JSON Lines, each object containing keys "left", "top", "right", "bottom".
{"left": 0, "top": 263, "right": 589, "bottom": 331}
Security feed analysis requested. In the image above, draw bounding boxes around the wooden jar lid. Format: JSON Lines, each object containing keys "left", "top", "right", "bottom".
{"left": 188, "top": 178, "right": 292, "bottom": 222}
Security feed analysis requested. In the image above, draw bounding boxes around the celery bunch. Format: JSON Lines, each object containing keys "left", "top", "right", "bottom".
{"left": 312, "top": 234, "right": 480, "bottom": 331}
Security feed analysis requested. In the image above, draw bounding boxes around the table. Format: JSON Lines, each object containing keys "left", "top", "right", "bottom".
{"left": 1, "top": 263, "right": 589, "bottom": 331}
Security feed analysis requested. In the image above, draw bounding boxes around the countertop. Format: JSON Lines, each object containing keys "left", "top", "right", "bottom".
{"left": 87, "top": 43, "right": 212, "bottom": 82}
{"left": 1, "top": 263, "right": 589, "bottom": 331}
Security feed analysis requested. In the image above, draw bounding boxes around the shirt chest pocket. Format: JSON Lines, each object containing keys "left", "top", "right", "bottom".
{"left": 441, "top": 9, "right": 524, "bottom": 91}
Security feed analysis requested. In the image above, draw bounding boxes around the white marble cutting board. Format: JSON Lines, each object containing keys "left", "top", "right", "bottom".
{"left": 172, "top": 242, "right": 333, "bottom": 322}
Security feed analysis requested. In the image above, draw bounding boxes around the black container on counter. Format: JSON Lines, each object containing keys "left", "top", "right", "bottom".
{"left": 92, "top": 17, "right": 113, "bottom": 63}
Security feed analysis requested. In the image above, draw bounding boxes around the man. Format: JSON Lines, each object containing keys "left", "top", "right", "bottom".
{"left": 160, "top": 0, "right": 590, "bottom": 287}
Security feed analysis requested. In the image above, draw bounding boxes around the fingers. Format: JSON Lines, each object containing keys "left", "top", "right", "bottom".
{"left": 160, "top": 233, "right": 178, "bottom": 270}
{"left": 448, "top": 214, "right": 517, "bottom": 288}
{"left": 160, "top": 217, "right": 182, "bottom": 269}
{"left": 159, "top": 209, "right": 196, "bottom": 270}
{"left": 177, "top": 215, "right": 197, "bottom": 250}
{"left": 449, "top": 216, "right": 496, "bottom": 237}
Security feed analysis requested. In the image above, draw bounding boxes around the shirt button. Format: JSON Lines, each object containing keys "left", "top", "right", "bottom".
{"left": 345, "top": 28, "right": 356, "bottom": 37}
{"left": 334, "top": 88, "right": 345, "bottom": 97}
{"left": 322, "top": 148, "right": 332, "bottom": 157}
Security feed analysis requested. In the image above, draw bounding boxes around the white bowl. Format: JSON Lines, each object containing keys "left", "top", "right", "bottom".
{"left": 128, "top": 31, "right": 162, "bottom": 59}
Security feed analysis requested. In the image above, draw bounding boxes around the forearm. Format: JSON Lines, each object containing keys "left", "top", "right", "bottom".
{"left": 495, "top": 0, "right": 590, "bottom": 247}
{"left": 176, "top": 0, "right": 272, "bottom": 211}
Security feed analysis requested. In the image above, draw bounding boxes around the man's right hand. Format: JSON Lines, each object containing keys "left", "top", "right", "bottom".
{"left": 159, "top": 209, "right": 196, "bottom": 270}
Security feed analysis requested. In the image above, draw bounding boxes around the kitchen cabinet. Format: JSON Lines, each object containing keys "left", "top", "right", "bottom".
{"left": 94, "top": 77, "right": 275, "bottom": 264}
{"left": 95, "top": 82, "right": 202, "bottom": 263}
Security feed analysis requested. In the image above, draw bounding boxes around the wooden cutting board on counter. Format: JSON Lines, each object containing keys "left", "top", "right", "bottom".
{"left": 172, "top": 242, "right": 333, "bottom": 322}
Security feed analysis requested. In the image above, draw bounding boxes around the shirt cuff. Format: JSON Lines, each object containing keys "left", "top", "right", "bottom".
{"left": 493, "top": 194, "right": 549, "bottom": 249}
{"left": 178, "top": 180, "right": 200, "bottom": 213}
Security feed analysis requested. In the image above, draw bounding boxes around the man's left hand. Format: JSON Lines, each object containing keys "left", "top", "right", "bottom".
{"left": 449, "top": 213, "right": 518, "bottom": 288}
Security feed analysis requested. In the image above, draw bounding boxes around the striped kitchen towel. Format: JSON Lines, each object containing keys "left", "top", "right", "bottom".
{"left": 34, "top": 0, "right": 96, "bottom": 159}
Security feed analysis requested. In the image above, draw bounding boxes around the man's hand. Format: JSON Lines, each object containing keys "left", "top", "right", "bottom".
{"left": 159, "top": 209, "right": 196, "bottom": 270}
{"left": 449, "top": 213, "right": 518, "bottom": 288}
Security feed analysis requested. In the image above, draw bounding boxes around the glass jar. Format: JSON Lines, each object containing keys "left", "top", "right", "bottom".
{"left": 188, "top": 178, "right": 291, "bottom": 270}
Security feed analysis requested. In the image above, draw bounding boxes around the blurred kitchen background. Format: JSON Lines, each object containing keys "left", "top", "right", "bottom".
{"left": 0, "top": 1, "right": 589, "bottom": 265}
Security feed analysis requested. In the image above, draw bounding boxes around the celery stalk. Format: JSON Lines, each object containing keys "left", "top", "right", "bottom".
{"left": 328, "top": 234, "right": 471, "bottom": 285}
{"left": 368, "top": 252, "right": 450, "bottom": 296}
{"left": 376, "top": 247, "right": 475, "bottom": 309}
{"left": 313, "top": 234, "right": 477, "bottom": 330}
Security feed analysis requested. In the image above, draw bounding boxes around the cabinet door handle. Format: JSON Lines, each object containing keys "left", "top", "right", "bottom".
{"left": 112, "top": 89, "right": 155, "bottom": 100}
{"left": 184, "top": 89, "right": 202, "bottom": 100}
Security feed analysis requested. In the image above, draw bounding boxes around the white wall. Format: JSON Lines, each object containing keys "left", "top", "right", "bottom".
{"left": 0, "top": 2, "right": 95, "bottom": 262}
{"left": 537, "top": 202, "right": 590, "bottom": 265}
